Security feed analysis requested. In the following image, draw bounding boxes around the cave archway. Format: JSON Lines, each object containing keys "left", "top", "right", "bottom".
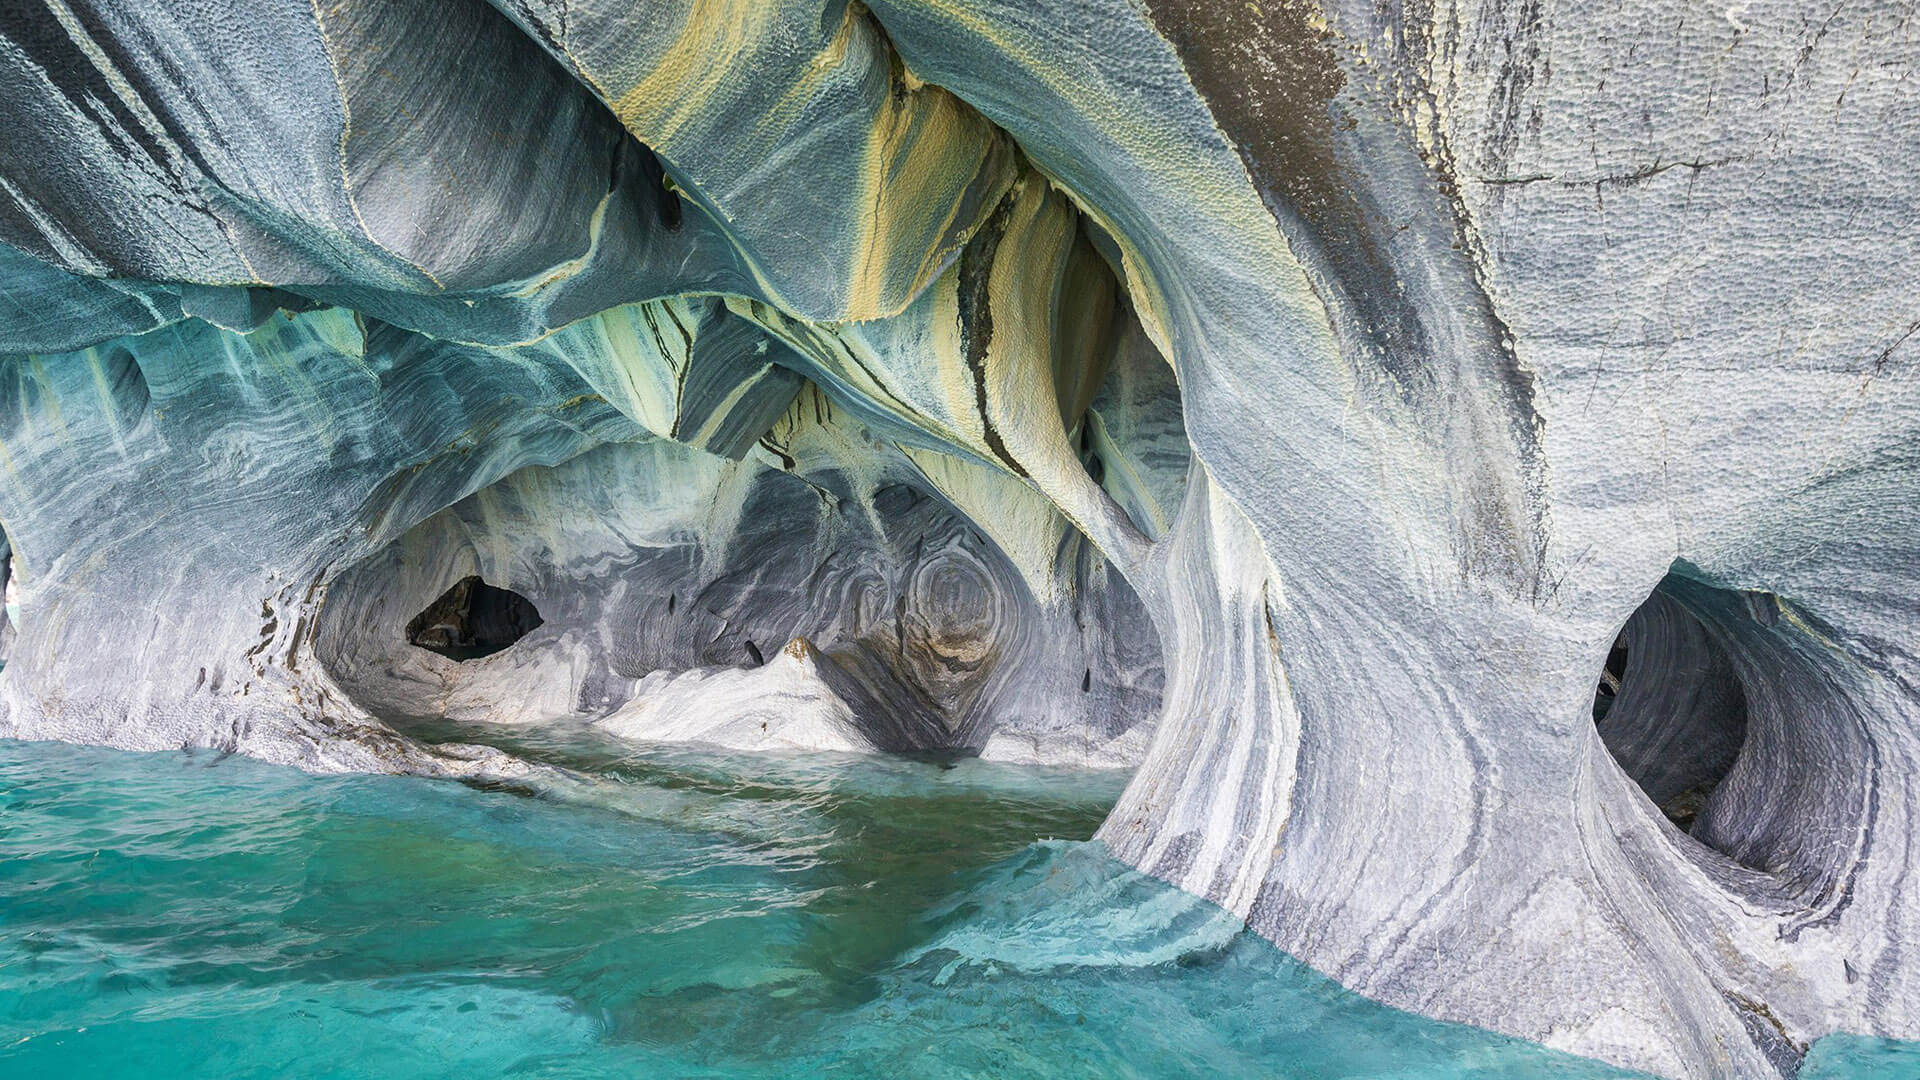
{"left": 1592, "top": 567, "right": 1886, "bottom": 906}
{"left": 1592, "top": 575, "right": 1751, "bottom": 838}
{"left": 406, "top": 575, "right": 544, "bottom": 661}
{"left": 317, "top": 430, "right": 1167, "bottom": 764}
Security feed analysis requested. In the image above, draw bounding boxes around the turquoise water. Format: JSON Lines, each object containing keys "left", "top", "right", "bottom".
{"left": 0, "top": 733, "right": 1904, "bottom": 1079}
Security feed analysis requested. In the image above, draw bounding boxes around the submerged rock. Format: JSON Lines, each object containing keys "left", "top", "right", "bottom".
{"left": 0, "top": 0, "right": 1916, "bottom": 1076}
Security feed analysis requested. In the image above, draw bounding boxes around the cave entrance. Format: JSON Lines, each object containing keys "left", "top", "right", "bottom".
{"left": 0, "top": 546, "right": 14, "bottom": 671}
{"left": 1592, "top": 577, "right": 1750, "bottom": 835}
{"left": 1590, "top": 634, "right": 1630, "bottom": 722}
{"left": 405, "top": 576, "right": 543, "bottom": 661}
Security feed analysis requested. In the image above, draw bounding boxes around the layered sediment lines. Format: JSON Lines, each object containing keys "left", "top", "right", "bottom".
{"left": 1, "top": 1, "right": 1917, "bottom": 1076}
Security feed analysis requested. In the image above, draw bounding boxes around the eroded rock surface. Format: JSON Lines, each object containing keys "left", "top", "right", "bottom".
{"left": 0, "top": 1, "right": 1916, "bottom": 1076}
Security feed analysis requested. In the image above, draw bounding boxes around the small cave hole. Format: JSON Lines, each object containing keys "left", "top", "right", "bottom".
{"left": 1591, "top": 634, "right": 1629, "bottom": 722}
{"left": 1593, "top": 579, "right": 1750, "bottom": 838}
{"left": 405, "top": 576, "right": 543, "bottom": 661}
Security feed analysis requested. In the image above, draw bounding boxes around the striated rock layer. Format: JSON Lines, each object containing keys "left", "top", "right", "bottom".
{"left": 0, "top": 0, "right": 1917, "bottom": 1076}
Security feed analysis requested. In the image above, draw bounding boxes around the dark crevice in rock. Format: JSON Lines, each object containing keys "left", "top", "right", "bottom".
{"left": 1590, "top": 633, "right": 1628, "bottom": 721}
{"left": 634, "top": 145, "right": 683, "bottom": 232}
{"left": 955, "top": 191, "right": 1025, "bottom": 478}
{"left": 1596, "top": 575, "right": 1750, "bottom": 844}
{"left": 0, "top": 533, "right": 12, "bottom": 670}
{"left": 95, "top": 345, "right": 152, "bottom": 429}
{"left": 405, "top": 575, "right": 544, "bottom": 661}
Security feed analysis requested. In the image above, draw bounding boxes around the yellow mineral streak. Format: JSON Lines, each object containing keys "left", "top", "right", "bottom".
{"left": 981, "top": 175, "right": 1079, "bottom": 445}
{"left": 849, "top": 71, "right": 1009, "bottom": 321}
{"left": 701, "top": 150, "right": 1147, "bottom": 579}
{"left": 608, "top": 1, "right": 753, "bottom": 145}
{"left": 975, "top": 176, "right": 1149, "bottom": 569}
{"left": 724, "top": 296, "right": 971, "bottom": 454}
{"left": 880, "top": 0, "right": 1337, "bottom": 384}
{"left": 587, "top": 0, "right": 1008, "bottom": 322}
{"left": 841, "top": 4, "right": 1017, "bottom": 319}
{"left": 728, "top": 163, "right": 1150, "bottom": 576}
{"left": 681, "top": 362, "right": 776, "bottom": 448}
{"left": 503, "top": 185, "right": 617, "bottom": 299}
{"left": 1048, "top": 227, "right": 1118, "bottom": 431}
{"left": 569, "top": 299, "right": 696, "bottom": 440}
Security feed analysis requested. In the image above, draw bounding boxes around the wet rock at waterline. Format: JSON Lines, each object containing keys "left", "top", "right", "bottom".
{"left": 0, "top": 1, "right": 1916, "bottom": 1077}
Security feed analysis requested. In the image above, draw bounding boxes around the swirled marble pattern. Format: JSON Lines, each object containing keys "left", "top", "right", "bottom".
{"left": 0, "top": 0, "right": 1917, "bottom": 1076}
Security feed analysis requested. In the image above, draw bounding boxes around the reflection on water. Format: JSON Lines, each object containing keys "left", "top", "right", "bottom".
{"left": 0, "top": 732, "right": 1902, "bottom": 1078}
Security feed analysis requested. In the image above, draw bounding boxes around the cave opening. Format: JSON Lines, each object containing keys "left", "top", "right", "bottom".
{"left": 0, "top": 543, "right": 14, "bottom": 671}
{"left": 317, "top": 434, "right": 1167, "bottom": 763}
{"left": 1592, "top": 576, "right": 1750, "bottom": 837}
{"left": 1590, "top": 634, "right": 1629, "bottom": 722}
{"left": 405, "top": 575, "right": 544, "bottom": 661}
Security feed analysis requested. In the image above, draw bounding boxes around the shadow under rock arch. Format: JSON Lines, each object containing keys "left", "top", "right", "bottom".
{"left": 1591, "top": 564, "right": 1883, "bottom": 910}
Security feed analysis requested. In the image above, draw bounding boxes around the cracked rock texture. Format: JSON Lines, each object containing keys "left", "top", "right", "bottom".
{"left": 0, "top": 0, "right": 1916, "bottom": 1076}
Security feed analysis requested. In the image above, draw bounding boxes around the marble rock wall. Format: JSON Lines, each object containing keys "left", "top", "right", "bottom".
{"left": 0, "top": 0, "right": 1917, "bottom": 1076}
{"left": 315, "top": 391, "right": 1162, "bottom": 765}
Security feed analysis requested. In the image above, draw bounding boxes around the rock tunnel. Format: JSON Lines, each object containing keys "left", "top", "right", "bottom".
{"left": 0, "top": 0, "right": 1916, "bottom": 1077}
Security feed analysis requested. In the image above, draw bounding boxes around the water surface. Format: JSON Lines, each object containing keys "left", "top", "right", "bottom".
{"left": 0, "top": 734, "right": 1903, "bottom": 1078}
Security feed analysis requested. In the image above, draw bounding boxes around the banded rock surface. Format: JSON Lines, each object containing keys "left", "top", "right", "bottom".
{"left": 0, "top": 0, "right": 1917, "bottom": 1077}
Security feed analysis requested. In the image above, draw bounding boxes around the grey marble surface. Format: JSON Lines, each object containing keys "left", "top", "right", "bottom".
{"left": 0, "top": 1, "right": 1916, "bottom": 1076}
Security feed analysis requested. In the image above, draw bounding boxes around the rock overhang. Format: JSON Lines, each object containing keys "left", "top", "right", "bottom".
{"left": 0, "top": 1, "right": 1916, "bottom": 1077}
